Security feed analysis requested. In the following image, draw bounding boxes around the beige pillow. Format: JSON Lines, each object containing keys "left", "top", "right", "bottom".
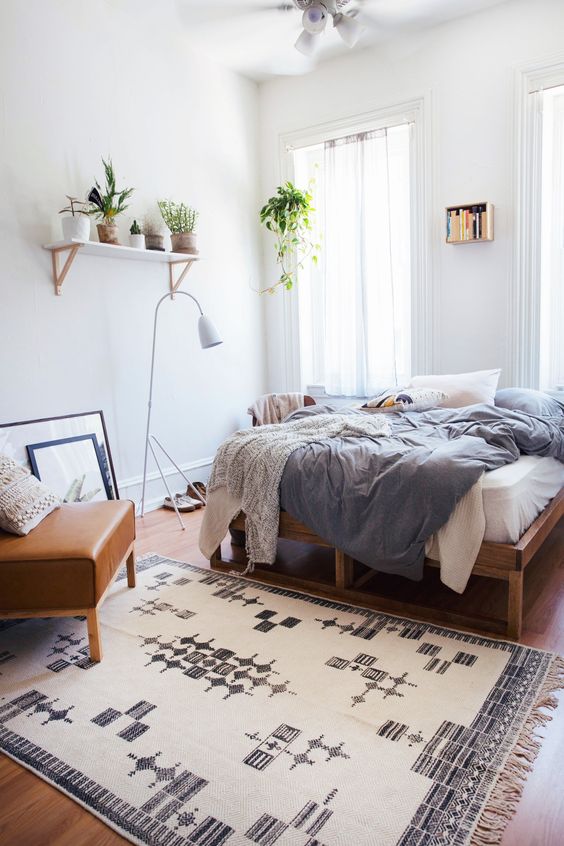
{"left": 0, "top": 453, "right": 61, "bottom": 536}
{"left": 408, "top": 369, "right": 501, "bottom": 408}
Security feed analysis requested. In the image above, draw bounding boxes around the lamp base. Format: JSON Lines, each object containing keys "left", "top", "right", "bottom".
{"left": 139, "top": 433, "right": 206, "bottom": 529}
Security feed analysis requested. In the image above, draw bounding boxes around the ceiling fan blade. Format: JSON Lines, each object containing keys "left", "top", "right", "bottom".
{"left": 176, "top": 0, "right": 294, "bottom": 27}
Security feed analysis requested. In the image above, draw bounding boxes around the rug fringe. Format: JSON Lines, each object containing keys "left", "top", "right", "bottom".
{"left": 470, "top": 655, "right": 564, "bottom": 846}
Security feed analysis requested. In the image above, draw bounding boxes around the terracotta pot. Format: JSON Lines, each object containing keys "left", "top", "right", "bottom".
{"left": 62, "top": 215, "right": 90, "bottom": 242}
{"left": 97, "top": 223, "right": 120, "bottom": 245}
{"left": 145, "top": 234, "right": 165, "bottom": 252}
{"left": 171, "top": 232, "right": 198, "bottom": 255}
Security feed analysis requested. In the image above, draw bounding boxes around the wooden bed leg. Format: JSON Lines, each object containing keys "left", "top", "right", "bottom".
{"left": 211, "top": 545, "right": 222, "bottom": 570}
{"left": 87, "top": 608, "right": 102, "bottom": 662}
{"left": 126, "top": 547, "right": 136, "bottom": 588}
{"left": 335, "top": 549, "right": 354, "bottom": 589}
{"left": 507, "top": 571, "right": 524, "bottom": 640}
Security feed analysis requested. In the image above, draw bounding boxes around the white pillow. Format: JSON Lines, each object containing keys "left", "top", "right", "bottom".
{"left": 0, "top": 453, "right": 61, "bottom": 536}
{"left": 408, "top": 369, "right": 501, "bottom": 408}
{"left": 364, "top": 388, "right": 448, "bottom": 413}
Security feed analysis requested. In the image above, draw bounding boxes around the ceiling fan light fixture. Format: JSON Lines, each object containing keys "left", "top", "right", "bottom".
{"left": 302, "top": 2, "right": 328, "bottom": 34}
{"left": 334, "top": 12, "right": 363, "bottom": 48}
{"left": 294, "top": 27, "right": 319, "bottom": 56}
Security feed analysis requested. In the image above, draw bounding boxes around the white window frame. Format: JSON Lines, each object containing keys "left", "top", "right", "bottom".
{"left": 512, "top": 56, "right": 564, "bottom": 390}
{"left": 278, "top": 95, "right": 434, "bottom": 394}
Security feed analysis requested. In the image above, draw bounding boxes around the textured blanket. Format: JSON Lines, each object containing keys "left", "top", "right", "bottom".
{"left": 207, "top": 413, "right": 390, "bottom": 568}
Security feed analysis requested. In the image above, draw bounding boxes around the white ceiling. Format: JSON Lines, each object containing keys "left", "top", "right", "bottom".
{"left": 174, "top": 0, "right": 510, "bottom": 81}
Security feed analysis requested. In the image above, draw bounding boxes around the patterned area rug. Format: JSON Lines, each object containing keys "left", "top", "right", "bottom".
{"left": 1, "top": 554, "right": 563, "bottom": 846}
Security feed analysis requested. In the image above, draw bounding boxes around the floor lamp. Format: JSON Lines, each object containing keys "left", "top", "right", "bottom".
{"left": 139, "top": 290, "right": 222, "bottom": 529}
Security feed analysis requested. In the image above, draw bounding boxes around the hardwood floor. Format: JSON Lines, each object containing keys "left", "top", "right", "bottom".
{"left": 1, "top": 508, "right": 563, "bottom": 845}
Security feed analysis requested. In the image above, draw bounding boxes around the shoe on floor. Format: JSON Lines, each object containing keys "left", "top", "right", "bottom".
{"left": 186, "top": 482, "right": 206, "bottom": 505}
{"left": 163, "top": 495, "right": 196, "bottom": 512}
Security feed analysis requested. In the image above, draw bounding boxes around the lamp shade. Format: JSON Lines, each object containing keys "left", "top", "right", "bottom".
{"left": 334, "top": 13, "right": 363, "bottom": 48}
{"left": 302, "top": 3, "right": 327, "bottom": 34}
{"left": 295, "top": 28, "right": 318, "bottom": 57}
{"left": 198, "top": 314, "right": 223, "bottom": 349}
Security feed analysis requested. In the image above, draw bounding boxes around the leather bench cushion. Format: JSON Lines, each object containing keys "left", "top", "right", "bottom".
{"left": 0, "top": 501, "right": 135, "bottom": 611}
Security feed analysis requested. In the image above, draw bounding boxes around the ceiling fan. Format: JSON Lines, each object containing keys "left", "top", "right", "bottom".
{"left": 292, "top": 0, "right": 363, "bottom": 56}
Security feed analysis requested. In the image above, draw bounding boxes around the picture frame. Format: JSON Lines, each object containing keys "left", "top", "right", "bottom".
{"left": 0, "top": 411, "right": 119, "bottom": 500}
{"left": 26, "top": 433, "right": 113, "bottom": 502}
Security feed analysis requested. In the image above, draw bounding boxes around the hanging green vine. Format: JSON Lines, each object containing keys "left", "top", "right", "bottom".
{"left": 260, "top": 181, "right": 319, "bottom": 293}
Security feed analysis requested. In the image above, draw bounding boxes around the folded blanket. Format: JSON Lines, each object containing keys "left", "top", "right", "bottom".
{"left": 204, "top": 413, "right": 391, "bottom": 570}
{"left": 247, "top": 392, "right": 304, "bottom": 426}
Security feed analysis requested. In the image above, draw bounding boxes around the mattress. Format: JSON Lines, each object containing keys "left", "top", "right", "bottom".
{"left": 482, "top": 455, "right": 564, "bottom": 543}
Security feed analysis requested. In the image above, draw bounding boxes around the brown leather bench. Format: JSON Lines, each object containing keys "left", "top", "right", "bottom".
{"left": 0, "top": 500, "right": 136, "bottom": 661}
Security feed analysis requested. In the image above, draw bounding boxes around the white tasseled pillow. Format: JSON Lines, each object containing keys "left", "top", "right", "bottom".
{"left": 0, "top": 453, "right": 61, "bottom": 536}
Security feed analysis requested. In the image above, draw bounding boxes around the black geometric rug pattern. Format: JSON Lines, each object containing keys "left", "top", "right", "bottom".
{"left": 0, "top": 554, "right": 560, "bottom": 846}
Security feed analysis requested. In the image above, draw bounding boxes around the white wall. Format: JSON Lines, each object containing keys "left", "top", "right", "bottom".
{"left": 259, "top": 0, "right": 564, "bottom": 391}
{"left": 0, "top": 0, "right": 266, "bottom": 506}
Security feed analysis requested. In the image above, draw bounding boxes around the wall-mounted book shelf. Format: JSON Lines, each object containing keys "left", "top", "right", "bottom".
{"left": 43, "top": 239, "right": 201, "bottom": 295}
{"left": 446, "top": 202, "right": 494, "bottom": 244}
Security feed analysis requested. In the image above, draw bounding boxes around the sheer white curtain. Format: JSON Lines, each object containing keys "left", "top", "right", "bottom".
{"left": 294, "top": 123, "right": 412, "bottom": 397}
{"left": 540, "top": 85, "right": 564, "bottom": 390}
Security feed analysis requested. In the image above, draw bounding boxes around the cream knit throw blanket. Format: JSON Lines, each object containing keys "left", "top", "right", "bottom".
{"left": 208, "top": 413, "right": 391, "bottom": 570}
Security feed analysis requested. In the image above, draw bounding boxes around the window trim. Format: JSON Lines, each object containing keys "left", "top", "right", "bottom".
{"left": 512, "top": 56, "right": 564, "bottom": 388}
{"left": 278, "top": 95, "right": 434, "bottom": 393}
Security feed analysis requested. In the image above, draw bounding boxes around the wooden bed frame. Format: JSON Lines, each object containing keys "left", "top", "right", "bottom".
{"left": 210, "top": 488, "right": 564, "bottom": 640}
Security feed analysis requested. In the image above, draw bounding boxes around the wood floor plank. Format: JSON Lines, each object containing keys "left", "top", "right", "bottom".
{"left": 1, "top": 508, "right": 563, "bottom": 845}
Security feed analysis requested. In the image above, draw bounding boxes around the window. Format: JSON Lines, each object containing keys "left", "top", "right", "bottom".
{"left": 539, "top": 84, "right": 564, "bottom": 391}
{"left": 291, "top": 119, "right": 416, "bottom": 397}
{"left": 514, "top": 62, "right": 564, "bottom": 391}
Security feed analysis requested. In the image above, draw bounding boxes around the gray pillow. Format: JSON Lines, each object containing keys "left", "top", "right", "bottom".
{"left": 0, "top": 453, "right": 61, "bottom": 536}
{"left": 495, "top": 388, "right": 564, "bottom": 417}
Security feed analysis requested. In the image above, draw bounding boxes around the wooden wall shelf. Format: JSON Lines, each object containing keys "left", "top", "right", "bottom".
{"left": 43, "top": 239, "right": 201, "bottom": 295}
{"left": 446, "top": 202, "right": 494, "bottom": 244}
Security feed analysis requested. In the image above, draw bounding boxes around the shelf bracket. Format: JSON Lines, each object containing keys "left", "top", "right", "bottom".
{"left": 51, "top": 243, "right": 82, "bottom": 295}
{"left": 169, "top": 258, "right": 196, "bottom": 298}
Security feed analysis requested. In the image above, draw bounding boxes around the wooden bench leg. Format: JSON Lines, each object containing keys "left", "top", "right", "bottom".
{"left": 335, "top": 549, "right": 354, "bottom": 590}
{"left": 87, "top": 608, "right": 102, "bottom": 662}
{"left": 507, "top": 571, "right": 524, "bottom": 640}
{"left": 211, "top": 545, "right": 222, "bottom": 569}
{"left": 126, "top": 547, "right": 136, "bottom": 588}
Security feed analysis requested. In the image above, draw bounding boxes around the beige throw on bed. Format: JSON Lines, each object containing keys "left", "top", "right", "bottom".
{"left": 202, "top": 413, "right": 391, "bottom": 570}
{"left": 247, "top": 392, "right": 304, "bottom": 425}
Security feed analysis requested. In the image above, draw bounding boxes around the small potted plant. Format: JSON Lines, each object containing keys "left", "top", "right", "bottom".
{"left": 87, "top": 157, "right": 134, "bottom": 245}
{"left": 129, "top": 220, "right": 145, "bottom": 249}
{"left": 143, "top": 214, "right": 166, "bottom": 252}
{"left": 58, "top": 195, "right": 90, "bottom": 241}
{"left": 158, "top": 200, "right": 199, "bottom": 254}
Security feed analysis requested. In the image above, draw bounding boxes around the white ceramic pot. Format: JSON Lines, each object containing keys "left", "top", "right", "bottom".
{"left": 62, "top": 215, "right": 90, "bottom": 242}
{"left": 129, "top": 234, "right": 145, "bottom": 249}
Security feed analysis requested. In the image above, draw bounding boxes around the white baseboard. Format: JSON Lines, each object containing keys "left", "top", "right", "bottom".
{"left": 119, "top": 455, "right": 214, "bottom": 513}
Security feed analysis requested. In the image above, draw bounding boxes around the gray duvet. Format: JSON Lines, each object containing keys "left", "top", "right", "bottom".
{"left": 279, "top": 404, "right": 564, "bottom": 580}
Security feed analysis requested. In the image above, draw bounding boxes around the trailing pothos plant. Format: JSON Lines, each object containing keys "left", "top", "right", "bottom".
{"left": 260, "top": 181, "right": 319, "bottom": 293}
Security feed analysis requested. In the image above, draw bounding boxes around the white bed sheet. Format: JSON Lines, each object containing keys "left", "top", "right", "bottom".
{"left": 426, "top": 455, "right": 564, "bottom": 593}
{"left": 482, "top": 455, "right": 564, "bottom": 543}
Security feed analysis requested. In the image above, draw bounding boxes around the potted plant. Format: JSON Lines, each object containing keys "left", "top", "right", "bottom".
{"left": 129, "top": 220, "right": 145, "bottom": 249}
{"left": 143, "top": 214, "right": 166, "bottom": 252}
{"left": 260, "top": 181, "right": 319, "bottom": 293}
{"left": 58, "top": 195, "right": 90, "bottom": 242}
{"left": 158, "top": 200, "right": 199, "bottom": 254}
{"left": 87, "top": 157, "right": 134, "bottom": 245}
